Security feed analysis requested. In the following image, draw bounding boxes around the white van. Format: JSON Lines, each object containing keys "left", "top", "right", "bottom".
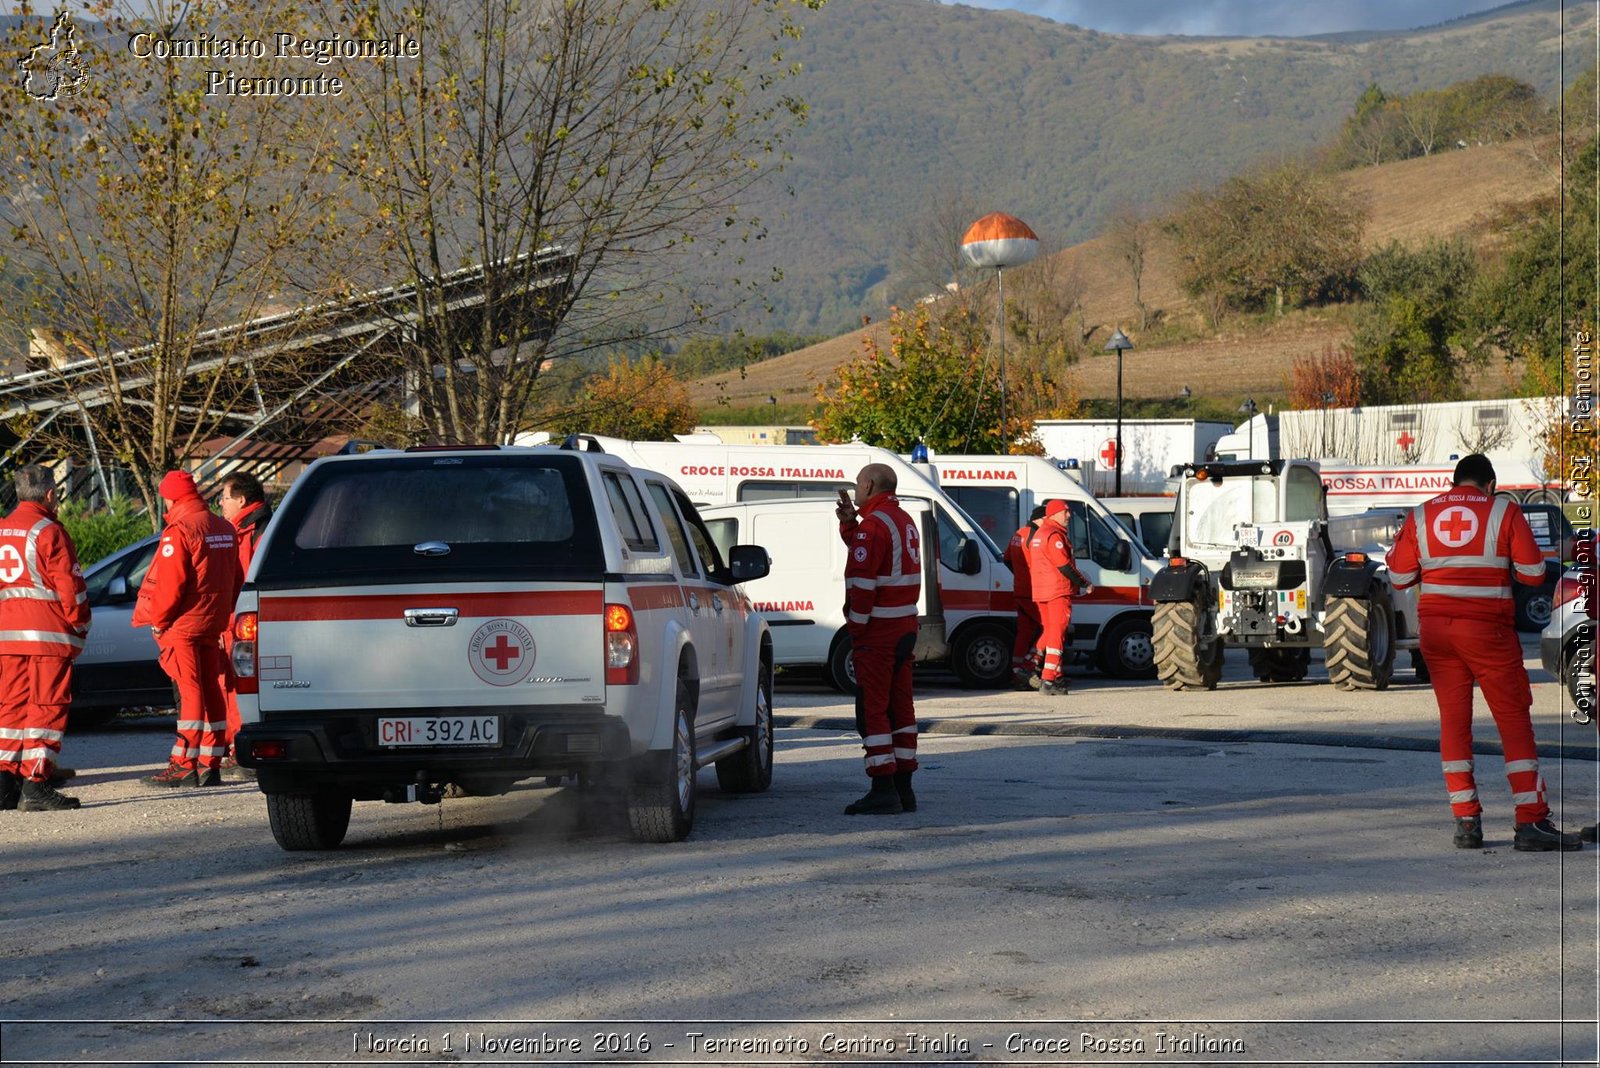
{"left": 701, "top": 497, "right": 977, "bottom": 691}
{"left": 922, "top": 454, "right": 1159, "bottom": 679}
{"left": 533, "top": 435, "right": 1020, "bottom": 688}
{"left": 1099, "top": 497, "right": 1178, "bottom": 558}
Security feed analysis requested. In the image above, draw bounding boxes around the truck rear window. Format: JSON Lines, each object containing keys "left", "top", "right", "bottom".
{"left": 254, "top": 455, "right": 604, "bottom": 585}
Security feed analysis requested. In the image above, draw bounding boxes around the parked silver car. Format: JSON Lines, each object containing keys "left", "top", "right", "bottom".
{"left": 1540, "top": 568, "right": 1594, "bottom": 719}
{"left": 71, "top": 534, "right": 170, "bottom": 727}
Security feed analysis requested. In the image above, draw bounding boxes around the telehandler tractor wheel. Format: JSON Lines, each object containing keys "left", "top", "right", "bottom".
{"left": 1153, "top": 596, "right": 1223, "bottom": 691}
{"left": 1324, "top": 587, "right": 1396, "bottom": 691}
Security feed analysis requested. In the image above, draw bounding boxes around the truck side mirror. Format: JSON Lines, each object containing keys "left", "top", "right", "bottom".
{"left": 727, "top": 544, "right": 771, "bottom": 583}
{"left": 956, "top": 537, "right": 981, "bottom": 576}
{"left": 106, "top": 576, "right": 131, "bottom": 603}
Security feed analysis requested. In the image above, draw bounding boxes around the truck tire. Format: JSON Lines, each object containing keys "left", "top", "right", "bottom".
{"left": 266, "top": 790, "right": 353, "bottom": 851}
{"left": 950, "top": 621, "right": 1014, "bottom": 688}
{"left": 825, "top": 633, "right": 858, "bottom": 694}
{"left": 1324, "top": 588, "right": 1396, "bottom": 691}
{"left": 627, "top": 681, "right": 697, "bottom": 843}
{"left": 1514, "top": 587, "right": 1553, "bottom": 633}
{"left": 716, "top": 666, "right": 774, "bottom": 794}
{"left": 1153, "top": 597, "right": 1222, "bottom": 691}
{"left": 1247, "top": 647, "right": 1310, "bottom": 682}
{"left": 1096, "top": 615, "right": 1157, "bottom": 679}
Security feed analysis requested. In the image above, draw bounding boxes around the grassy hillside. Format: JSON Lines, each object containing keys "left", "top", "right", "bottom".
{"left": 691, "top": 139, "right": 1556, "bottom": 412}
{"left": 736, "top": 0, "right": 1586, "bottom": 333}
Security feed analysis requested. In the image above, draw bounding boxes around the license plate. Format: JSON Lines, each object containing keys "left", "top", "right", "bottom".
{"left": 377, "top": 716, "right": 500, "bottom": 748}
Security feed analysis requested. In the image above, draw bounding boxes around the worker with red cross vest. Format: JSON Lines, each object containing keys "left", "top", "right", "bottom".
{"left": 1388, "top": 454, "right": 1581, "bottom": 851}
{"left": 1004, "top": 504, "right": 1047, "bottom": 689}
{"left": 217, "top": 470, "right": 272, "bottom": 775}
{"left": 835, "top": 463, "right": 921, "bottom": 815}
{"left": 133, "top": 470, "right": 242, "bottom": 789}
{"left": 1027, "top": 499, "right": 1093, "bottom": 696}
{"left": 0, "top": 465, "right": 90, "bottom": 812}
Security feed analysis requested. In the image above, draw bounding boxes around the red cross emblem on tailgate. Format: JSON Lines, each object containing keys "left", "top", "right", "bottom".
{"left": 483, "top": 634, "right": 521, "bottom": 671}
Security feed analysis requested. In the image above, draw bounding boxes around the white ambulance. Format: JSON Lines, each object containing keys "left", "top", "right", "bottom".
{"left": 538, "top": 435, "right": 1021, "bottom": 688}
{"left": 921, "top": 453, "right": 1159, "bottom": 679}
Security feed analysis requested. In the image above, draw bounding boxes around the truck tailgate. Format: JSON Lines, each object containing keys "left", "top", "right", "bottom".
{"left": 254, "top": 585, "right": 605, "bottom": 711}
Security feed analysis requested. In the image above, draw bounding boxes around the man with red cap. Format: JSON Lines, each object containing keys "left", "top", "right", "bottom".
{"left": 1027, "top": 499, "right": 1093, "bottom": 696}
{"left": 0, "top": 464, "right": 90, "bottom": 812}
{"left": 1004, "top": 504, "right": 1047, "bottom": 689}
{"left": 835, "top": 462, "right": 921, "bottom": 814}
{"left": 1389, "top": 453, "right": 1581, "bottom": 851}
{"left": 133, "top": 470, "right": 241, "bottom": 788}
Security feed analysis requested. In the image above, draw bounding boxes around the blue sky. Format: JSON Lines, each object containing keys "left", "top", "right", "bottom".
{"left": 934, "top": 0, "right": 1518, "bottom": 37}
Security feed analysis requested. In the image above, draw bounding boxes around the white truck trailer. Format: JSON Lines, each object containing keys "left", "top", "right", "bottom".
{"left": 1031, "top": 419, "right": 1233, "bottom": 496}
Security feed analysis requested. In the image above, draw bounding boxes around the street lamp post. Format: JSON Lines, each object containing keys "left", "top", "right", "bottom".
{"left": 1105, "top": 328, "right": 1133, "bottom": 495}
{"left": 1239, "top": 397, "right": 1259, "bottom": 460}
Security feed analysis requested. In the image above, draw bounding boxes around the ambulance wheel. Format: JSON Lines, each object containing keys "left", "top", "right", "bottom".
{"left": 627, "top": 681, "right": 697, "bottom": 843}
{"left": 1096, "top": 615, "right": 1156, "bottom": 679}
{"left": 716, "top": 663, "right": 773, "bottom": 794}
{"left": 1153, "top": 597, "right": 1222, "bottom": 691}
{"left": 1248, "top": 647, "right": 1310, "bottom": 683}
{"left": 266, "top": 790, "right": 352, "bottom": 851}
{"left": 951, "top": 622, "right": 1014, "bottom": 688}
{"left": 1514, "top": 587, "right": 1552, "bottom": 633}
{"left": 826, "top": 634, "right": 858, "bottom": 694}
{"left": 1324, "top": 588, "right": 1395, "bottom": 691}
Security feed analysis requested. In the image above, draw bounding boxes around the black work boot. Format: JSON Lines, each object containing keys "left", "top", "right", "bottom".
{"left": 19, "top": 779, "right": 80, "bottom": 811}
{"left": 1038, "top": 679, "right": 1069, "bottom": 696}
{"left": 1582, "top": 824, "right": 1598, "bottom": 844}
{"left": 0, "top": 770, "right": 19, "bottom": 811}
{"left": 893, "top": 771, "right": 916, "bottom": 813}
{"left": 1453, "top": 816, "right": 1482, "bottom": 850}
{"left": 1513, "top": 818, "right": 1583, "bottom": 852}
{"left": 844, "top": 777, "right": 903, "bottom": 815}
{"left": 195, "top": 766, "right": 223, "bottom": 788}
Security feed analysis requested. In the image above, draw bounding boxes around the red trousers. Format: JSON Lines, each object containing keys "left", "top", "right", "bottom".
{"left": 159, "top": 635, "right": 228, "bottom": 771}
{"left": 1420, "top": 615, "right": 1547, "bottom": 823}
{"left": 1036, "top": 597, "right": 1073, "bottom": 683}
{"left": 0, "top": 654, "right": 72, "bottom": 781}
{"left": 852, "top": 628, "right": 917, "bottom": 779}
{"left": 1012, "top": 600, "right": 1042, "bottom": 677}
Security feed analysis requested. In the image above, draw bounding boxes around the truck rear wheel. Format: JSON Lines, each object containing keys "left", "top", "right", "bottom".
{"left": 1324, "top": 589, "right": 1395, "bottom": 691}
{"left": 1247, "top": 647, "right": 1310, "bottom": 683}
{"left": 825, "top": 634, "right": 858, "bottom": 694}
{"left": 1153, "top": 598, "right": 1222, "bottom": 691}
{"left": 265, "top": 790, "right": 352, "bottom": 851}
{"left": 627, "top": 681, "right": 697, "bottom": 843}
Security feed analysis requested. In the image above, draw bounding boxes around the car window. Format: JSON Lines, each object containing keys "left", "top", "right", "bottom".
{"left": 1140, "top": 511, "right": 1174, "bottom": 558}
{"left": 703, "top": 518, "right": 739, "bottom": 563}
{"left": 945, "top": 486, "right": 1018, "bottom": 545}
{"left": 84, "top": 538, "right": 157, "bottom": 604}
{"left": 644, "top": 482, "right": 698, "bottom": 578}
{"left": 674, "top": 489, "right": 731, "bottom": 583}
{"left": 1066, "top": 502, "right": 1133, "bottom": 569}
{"left": 258, "top": 454, "right": 604, "bottom": 583}
{"left": 739, "top": 480, "right": 853, "bottom": 503}
{"left": 602, "top": 470, "right": 660, "bottom": 553}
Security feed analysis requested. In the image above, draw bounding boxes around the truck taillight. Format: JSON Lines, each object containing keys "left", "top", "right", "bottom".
{"left": 1554, "top": 575, "right": 1586, "bottom": 609}
{"left": 605, "top": 603, "right": 639, "bottom": 685}
{"left": 232, "top": 611, "right": 258, "bottom": 694}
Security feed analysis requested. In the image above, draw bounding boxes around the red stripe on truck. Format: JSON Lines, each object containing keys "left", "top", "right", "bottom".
{"left": 260, "top": 590, "right": 602, "bottom": 621}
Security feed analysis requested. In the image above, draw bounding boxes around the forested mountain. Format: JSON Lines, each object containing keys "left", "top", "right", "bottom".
{"left": 740, "top": 0, "right": 1585, "bottom": 333}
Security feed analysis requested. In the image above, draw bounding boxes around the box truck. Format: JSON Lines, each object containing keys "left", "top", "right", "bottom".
{"left": 1031, "top": 419, "right": 1233, "bottom": 495}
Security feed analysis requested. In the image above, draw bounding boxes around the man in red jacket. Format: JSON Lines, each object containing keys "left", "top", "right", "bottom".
{"left": 1004, "top": 505, "right": 1047, "bottom": 689}
{"left": 835, "top": 463, "right": 921, "bottom": 815}
{"left": 1389, "top": 454, "right": 1581, "bottom": 851}
{"left": 0, "top": 465, "right": 90, "bottom": 812}
{"left": 1027, "top": 499, "right": 1093, "bottom": 696}
{"left": 133, "top": 470, "right": 242, "bottom": 788}
{"left": 217, "top": 471, "right": 272, "bottom": 774}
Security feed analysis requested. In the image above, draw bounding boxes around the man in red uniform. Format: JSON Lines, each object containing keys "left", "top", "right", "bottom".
{"left": 1027, "top": 500, "right": 1092, "bottom": 696}
{"left": 0, "top": 465, "right": 89, "bottom": 812}
{"left": 217, "top": 471, "right": 272, "bottom": 775}
{"left": 133, "top": 470, "right": 242, "bottom": 788}
{"left": 835, "top": 463, "right": 921, "bottom": 815}
{"left": 1389, "top": 454, "right": 1581, "bottom": 851}
{"left": 1004, "top": 505, "right": 1047, "bottom": 689}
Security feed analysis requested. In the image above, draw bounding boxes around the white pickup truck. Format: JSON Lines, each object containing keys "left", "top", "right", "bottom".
{"left": 232, "top": 444, "right": 774, "bottom": 848}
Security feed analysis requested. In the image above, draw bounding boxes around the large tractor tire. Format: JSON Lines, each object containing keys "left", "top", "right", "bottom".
{"left": 1247, "top": 646, "right": 1310, "bottom": 683}
{"left": 1323, "top": 588, "right": 1396, "bottom": 691}
{"left": 1153, "top": 597, "right": 1223, "bottom": 691}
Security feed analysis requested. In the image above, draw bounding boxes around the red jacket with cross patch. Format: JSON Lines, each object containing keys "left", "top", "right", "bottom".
{"left": 1027, "top": 511, "right": 1090, "bottom": 602}
{"left": 0, "top": 500, "right": 90, "bottom": 658}
{"left": 1388, "top": 486, "right": 1544, "bottom": 625}
{"left": 1004, "top": 521, "right": 1038, "bottom": 601}
{"left": 838, "top": 493, "right": 921, "bottom": 644}
{"left": 132, "top": 493, "right": 242, "bottom": 639}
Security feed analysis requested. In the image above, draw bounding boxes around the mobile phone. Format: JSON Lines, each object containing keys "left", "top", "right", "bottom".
{"left": 837, "top": 489, "right": 852, "bottom": 508}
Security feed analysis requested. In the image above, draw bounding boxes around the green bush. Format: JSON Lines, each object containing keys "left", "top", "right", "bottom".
{"left": 57, "top": 497, "right": 154, "bottom": 567}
